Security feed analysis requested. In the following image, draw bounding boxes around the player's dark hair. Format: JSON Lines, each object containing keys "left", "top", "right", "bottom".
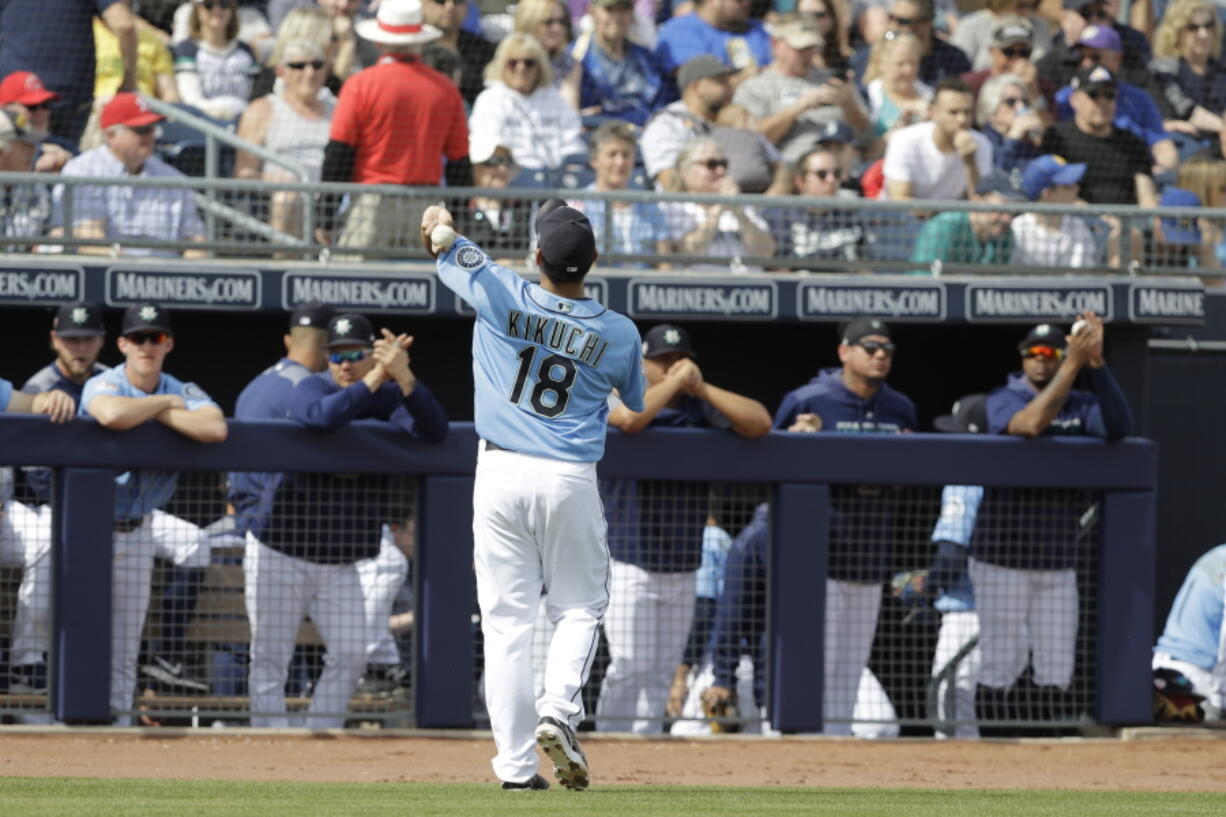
{"left": 934, "top": 77, "right": 972, "bottom": 100}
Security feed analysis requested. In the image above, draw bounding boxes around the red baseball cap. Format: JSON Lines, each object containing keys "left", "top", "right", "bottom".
{"left": 100, "top": 93, "right": 164, "bottom": 130}
{"left": 0, "top": 71, "right": 59, "bottom": 106}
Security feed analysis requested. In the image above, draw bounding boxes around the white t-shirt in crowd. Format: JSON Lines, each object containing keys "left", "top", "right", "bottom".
{"left": 881, "top": 121, "right": 993, "bottom": 201}
{"left": 1010, "top": 212, "right": 1099, "bottom": 269}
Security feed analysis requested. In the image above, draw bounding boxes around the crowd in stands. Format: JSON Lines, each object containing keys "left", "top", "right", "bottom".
{"left": 4, "top": 0, "right": 1226, "bottom": 272}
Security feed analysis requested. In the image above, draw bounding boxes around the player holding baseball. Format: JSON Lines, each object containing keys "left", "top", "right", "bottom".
{"left": 421, "top": 200, "right": 645, "bottom": 791}
{"left": 972, "top": 314, "right": 1132, "bottom": 728}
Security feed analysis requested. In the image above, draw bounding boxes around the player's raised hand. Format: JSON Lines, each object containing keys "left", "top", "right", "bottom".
{"left": 374, "top": 328, "right": 416, "bottom": 393}
{"left": 31, "top": 390, "right": 76, "bottom": 424}
{"left": 671, "top": 358, "right": 704, "bottom": 396}
{"left": 420, "top": 204, "right": 455, "bottom": 259}
{"left": 1076, "top": 310, "right": 1105, "bottom": 368}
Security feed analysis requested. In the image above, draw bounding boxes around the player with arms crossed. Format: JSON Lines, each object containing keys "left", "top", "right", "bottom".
{"left": 421, "top": 200, "right": 646, "bottom": 792}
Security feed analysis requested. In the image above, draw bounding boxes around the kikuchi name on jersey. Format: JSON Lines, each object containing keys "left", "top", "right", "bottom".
{"left": 506, "top": 309, "right": 610, "bottom": 368}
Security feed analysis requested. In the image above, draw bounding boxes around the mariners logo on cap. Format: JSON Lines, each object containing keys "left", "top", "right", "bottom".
{"left": 457, "top": 245, "right": 485, "bottom": 270}
{"left": 71, "top": 307, "right": 89, "bottom": 324}
{"left": 335, "top": 317, "right": 352, "bottom": 335}
{"left": 140, "top": 305, "right": 158, "bottom": 322}
{"left": 663, "top": 328, "right": 682, "bottom": 345}
{"left": 298, "top": 316, "right": 312, "bottom": 325}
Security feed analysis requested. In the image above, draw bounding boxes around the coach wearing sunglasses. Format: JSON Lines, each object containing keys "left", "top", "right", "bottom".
{"left": 53, "top": 93, "right": 207, "bottom": 258}
{"left": 238, "top": 313, "right": 446, "bottom": 728}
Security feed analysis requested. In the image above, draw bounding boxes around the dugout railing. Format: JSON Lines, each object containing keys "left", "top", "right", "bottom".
{"left": 2, "top": 170, "right": 1224, "bottom": 278}
{"left": 0, "top": 417, "right": 1155, "bottom": 733}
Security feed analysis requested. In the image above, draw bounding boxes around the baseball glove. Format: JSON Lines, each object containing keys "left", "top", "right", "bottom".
{"left": 891, "top": 569, "right": 929, "bottom": 607}
{"left": 1153, "top": 668, "right": 1206, "bottom": 723}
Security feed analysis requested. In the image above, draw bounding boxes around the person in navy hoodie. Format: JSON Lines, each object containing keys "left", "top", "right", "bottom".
{"left": 241, "top": 311, "right": 448, "bottom": 728}
{"left": 771, "top": 316, "right": 917, "bottom": 735}
{"left": 971, "top": 313, "right": 1131, "bottom": 730}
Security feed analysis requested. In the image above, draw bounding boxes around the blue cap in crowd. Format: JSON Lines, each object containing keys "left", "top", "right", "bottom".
{"left": 1022, "top": 155, "right": 1087, "bottom": 201}
{"left": 1159, "top": 188, "right": 1203, "bottom": 245}
{"left": 975, "top": 170, "right": 1028, "bottom": 201}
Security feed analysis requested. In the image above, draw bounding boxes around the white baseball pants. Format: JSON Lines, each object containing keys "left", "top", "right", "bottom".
{"left": 932, "top": 610, "right": 981, "bottom": 738}
{"left": 244, "top": 534, "right": 367, "bottom": 728}
{"left": 356, "top": 528, "right": 410, "bottom": 666}
{"left": 824, "top": 578, "right": 882, "bottom": 735}
{"left": 472, "top": 445, "right": 608, "bottom": 784}
{"left": 0, "top": 501, "right": 52, "bottom": 667}
{"left": 596, "top": 560, "right": 697, "bottom": 734}
{"left": 969, "top": 558, "right": 1078, "bottom": 689}
{"left": 111, "top": 511, "right": 203, "bottom": 725}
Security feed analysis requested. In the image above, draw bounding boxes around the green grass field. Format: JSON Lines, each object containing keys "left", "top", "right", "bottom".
{"left": 1, "top": 778, "right": 1223, "bottom": 817}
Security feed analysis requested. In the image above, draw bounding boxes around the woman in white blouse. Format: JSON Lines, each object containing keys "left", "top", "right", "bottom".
{"left": 468, "top": 33, "right": 585, "bottom": 172}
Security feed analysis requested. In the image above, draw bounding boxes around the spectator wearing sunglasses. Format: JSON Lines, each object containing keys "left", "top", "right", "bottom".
{"left": 1040, "top": 65, "right": 1158, "bottom": 206}
{"left": 173, "top": 0, "right": 261, "bottom": 121}
{"left": 235, "top": 39, "right": 336, "bottom": 239}
{"left": 1052, "top": 25, "right": 1178, "bottom": 172}
{"left": 53, "top": 93, "right": 207, "bottom": 258}
{"left": 515, "top": 0, "right": 582, "bottom": 110}
{"left": 909, "top": 170, "right": 1024, "bottom": 274}
{"left": 454, "top": 136, "right": 531, "bottom": 260}
{"left": 1149, "top": 1, "right": 1226, "bottom": 142}
{"left": 79, "top": 303, "right": 228, "bottom": 725}
{"left": 770, "top": 146, "right": 866, "bottom": 270}
{"left": 240, "top": 312, "right": 446, "bottom": 728}
{"left": 662, "top": 136, "right": 776, "bottom": 271}
{"left": 0, "top": 74, "right": 61, "bottom": 245}
{"left": 1036, "top": 0, "right": 1150, "bottom": 96}
{"left": 961, "top": 16, "right": 1042, "bottom": 101}
{"left": 976, "top": 73, "right": 1043, "bottom": 173}
{"left": 950, "top": 0, "right": 1051, "bottom": 73}
{"left": 773, "top": 316, "right": 917, "bottom": 735}
{"left": 733, "top": 15, "right": 870, "bottom": 165}
{"left": 971, "top": 317, "right": 1131, "bottom": 728}
{"left": 849, "top": 0, "right": 970, "bottom": 90}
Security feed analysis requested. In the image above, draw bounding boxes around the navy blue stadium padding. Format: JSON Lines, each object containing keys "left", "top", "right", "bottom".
{"left": 0, "top": 417, "right": 1157, "bottom": 728}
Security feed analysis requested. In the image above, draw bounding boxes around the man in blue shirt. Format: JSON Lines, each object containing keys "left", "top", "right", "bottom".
{"left": 422, "top": 198, "right": 645, "bottom": 791}
{"left": 972, "top": 314, "right": 1132, "bottom": 729}
{"left": 655, "top": 0, "right": 773, "bottom": 103}
{"left": 1153, "top": 544, "right": 1226, "bottom": 723}
{"left": 80, "top": 302, "right": 228, "bottom": 725}
{"left": 595, "top": 323, "right": 770, "bottom": 734}
{"left": 771, "top": 316, "right": 917, "bottom": 735}
{"left": 1, "top": 365, "right": 76, "bottom": 698}
{"left": 243, "top": 311, "right": 447, "bottom": 729}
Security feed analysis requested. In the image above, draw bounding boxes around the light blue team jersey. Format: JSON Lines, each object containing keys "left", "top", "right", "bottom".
{"left": 0, "top": 377, "right": 12, "bottom": 411}
{"left": 80, "top": 364, "right": 219, "bottom": 519}
{"left": 931, "top": 484, "right": 983, "bottom": 613}
{"left": 437, "top": 237, "right": 645, "bottom": 462}
{"left": 1155, "top": 544, "right": 1226, "bottom": 671}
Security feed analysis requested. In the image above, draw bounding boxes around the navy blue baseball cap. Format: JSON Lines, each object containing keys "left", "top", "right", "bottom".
{"left": 290, "top": 302, "right": 333, "bottom": 330}
{"left": 817, "top": 120, "right": 855, "bottom": 146}
{"left": 643, "top": 324, "right": 697, "bottom": 359}
{"left": 934, "top": 393, "right": 988, "bottom": 433}
{"left": 841, "top": 316, "right": 891, "bottom": 345}
{"left": 327, "top": 313, "right": 376, "bottom": 348}
{"left": 1018, "top": 323, "right": 1067, "bottom": 351}
{"left": 121, "top": 303, "right": 172, "bottom": 335}
{"left": 53, "top": 301, "right": 105, "bottom": 337}
{"left": 976, "top": 170, "right": 1028, "bottom": 201}
{"left": 536, "top": 202, "right": 597, "bottom": 278}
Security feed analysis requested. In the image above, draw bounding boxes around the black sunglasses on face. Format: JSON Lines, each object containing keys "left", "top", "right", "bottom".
{"left": 1186, "top": 21, "right": 1216, "bottom": 32}
{"left": 806, "top": 167, "right": 843, "bottom": 180}
{"left": 856, "top": 340, "right": 896, "bottom": 355}
{"left": 802, "top": 9, "right": 830, "bottom": 19}
{"left": 26, "top": 101, "right": 52, "bottom": 112}
{"left": 694, "top": 158, "right": 729, "bottom": 170}
{"left": 128, "top": 124, "right": 157, "bottom": 136}
{"left": 1001, "top": 96, "right": 1025, "bottom": 107}
{"left": 286, "top": 60, "right": 326, "bottom": 71}
{"left": 888, "top": 13, "right": 930, "bottom": 25}
{"left": 1087, "top": 89, "right": 1117, "bottom": 101}
{"left": 1002, "top": 46, "right": 1032, "bottom": 59}
{"left": 507, "top": 58, "right": 538, "bottom": 70}
{"left": 125, "top": 331, "right": 169, "bottom": 345}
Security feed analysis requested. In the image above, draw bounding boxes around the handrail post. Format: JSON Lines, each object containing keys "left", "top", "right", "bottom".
{"left": 204, "top": 132, "right": 218, "bottom": 244}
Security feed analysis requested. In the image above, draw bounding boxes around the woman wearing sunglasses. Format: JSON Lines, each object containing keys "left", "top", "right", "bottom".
{"left": 771, "top": 146, "right": 866, "bottom": 270}
{"left": 514, "top": 0, "right": 582, "bottom": 111}
{"left": 661, "top": 136, "right": 775, "bottom": 271}
{"left": 468, "top": 33, "right": 585, "bottom": 171}
{"left": 235, "top": 39, "right": 335, "bottom": 240}
{"left": 1150, "top": 0, "right": 1226, "bottom": 142}
{"left": 173, "top": 0, "right": 260, "bottom": 121}
{"left": 976, "top": 72, "right": 1043, "bottom": 173}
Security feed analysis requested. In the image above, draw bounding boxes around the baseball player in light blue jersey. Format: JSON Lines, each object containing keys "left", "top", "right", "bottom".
{"left": 0, "top": 372, "right": 74, "bottom": 698}
{"left": 422, "top": 199, "right": 646, "bottom": 791}
{"left": 80, "top": 303, "right": 227, "bottom": 724}
{"left": 1152, "top": 544, "right": 1226, "bottom": 721}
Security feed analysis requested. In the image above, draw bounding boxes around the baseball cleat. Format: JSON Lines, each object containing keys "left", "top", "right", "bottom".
{"left": 535, "top": 716, "right": 589, "bottom": 791}
{"left": 500, "top": 773, "right": 550, "bottom": 791}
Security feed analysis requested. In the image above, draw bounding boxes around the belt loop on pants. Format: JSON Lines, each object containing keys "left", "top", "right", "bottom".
{"left": 113, "top": 517, "right": 145, "bottom": 533}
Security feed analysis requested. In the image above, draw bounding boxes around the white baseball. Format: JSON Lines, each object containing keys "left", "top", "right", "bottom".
{"left": 1071, "top": 319, "right": 1089, "bottom": 336}
{"left": 431, "top": 224, "right": 456, "bottom": 251}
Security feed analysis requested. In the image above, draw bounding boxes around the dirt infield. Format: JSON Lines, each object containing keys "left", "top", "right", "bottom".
{"left": 2, "top": 731, "right": 1226, "bottom": 791}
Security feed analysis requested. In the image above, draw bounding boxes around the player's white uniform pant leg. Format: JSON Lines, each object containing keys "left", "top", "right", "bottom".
{"left": 356, "top": 528, "right": 409, "bottom": 665}
{"left": 149, "top": 509, "right": 211, "bottom": 568}
{"left": 823, "top": 578, "right": 882, "bottom": 736}
{"left": 472, "top": 447, "right": 608, "bottom": 784}
{"left": 852, "top": 668, "right": 900, "bottom": 739}
{"left": 969, "top": 559, "right": 1077, "bottom": 689}
{"left": 597, "top": 561, "right": 696, "bottom": 734}
{"left": 244, "top": 534, "right": 367, "bottom": 728}
{"left": 0, "top": 501, "right": 53, "bottom": 667}
{"left": 110, "top": 518, "right": 158, "bottom": 725}
{"left": 931, "top": 610, "right": 981, "bottom": 739}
